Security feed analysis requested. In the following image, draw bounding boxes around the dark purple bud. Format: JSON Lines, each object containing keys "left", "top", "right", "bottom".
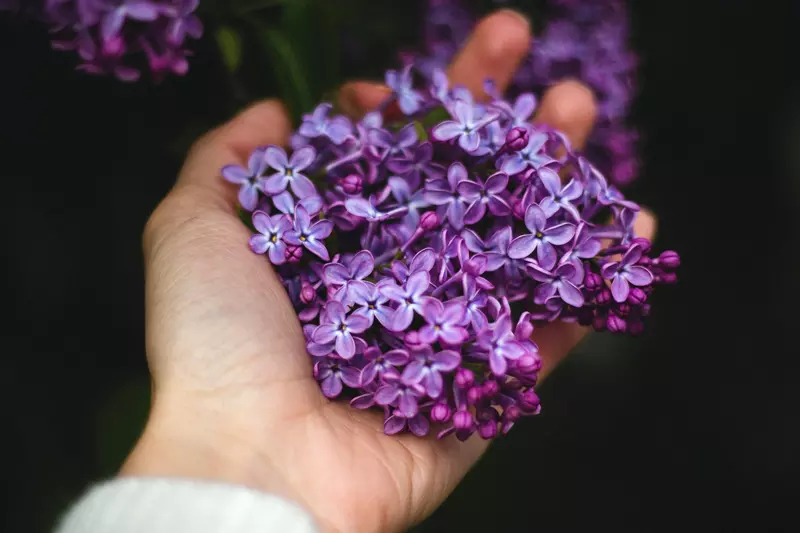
{"left": 658, "top": 272, "right": 678, "bottom": 285}
{"left": 592, "top": 313, "right": 608, "bottom": 331}
{"left": 585, "top": 272, "right": 603, "bottom": 292}
{"left": 455, "top": 368, "right": 474, "bottom": 389}
{"left": 519, "top": 390, "right": 540, "bottom": 411}
{"left": 453, "top": 409, "right": 474, "bottom": 430}
{"left": 405, "top": 331, "right": 424, "bottom": 349}
{"left": 607, "top": 314, "right": 626, "bottom": 333}
{"left": 340, "top": 174, "right": 363, "bottom": 195}
{"left": 299, "top": 282, "right": 316, "bottom": 304}
{"left": 286, "top": 245, "right": 303, "bottom": 263}
{"left": 657, "top": 250, "right": 681, "bottom": 269}
{"left": 478, "top": 421, "right": 498, "bottom": 440}
{"left": 430, "top": 402, "right": 452, "bottom": 423}
{"left": 631, "top": 237, "right": 652, "bottom": 254}
{"left": 616, "top": 303, "right": 631, "bottom": 317}
{"left": 596, "top": 288, "right": 612, "bottom": 305}
{"left": 482, "top": 380, "right": 500, "bottom": 398}
{"left": 467, "top": 386, "right": 483, "bottom": 405}
{"left": 504, "top": 404, "right": 522, "bottom": 422}
{"left": 505, "top": 126, "right": 529, "bottom": 151}
{"left": 628, "top": 288, "right": 647, "bottom": 305}
{"left": 420, "top": 211, "right": 440, "bottom": 230}
{"left": 516, "top": 353, "right": 541, "bottom": 374}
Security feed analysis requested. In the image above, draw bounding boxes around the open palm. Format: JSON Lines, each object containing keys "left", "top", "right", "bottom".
{"left": 123, "top": 11, "right": 655, "bottom": 533}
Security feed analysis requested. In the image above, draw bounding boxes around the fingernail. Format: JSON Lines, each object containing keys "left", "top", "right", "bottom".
{"left": 497, "top": 8, "right": 531, "bottom": 30}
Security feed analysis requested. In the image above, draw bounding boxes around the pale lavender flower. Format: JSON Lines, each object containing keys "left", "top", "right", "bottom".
{"left": 499, "top": 130, "right": 554, "bottom": 175}
{"left": 418, "top": 299, "right": 468, "bottom": 345}
{"left": 476, "top": 314, "right": 526, "bottom": 376}
{"left": 350, "top": 281, "right": 394, "bottom": 328}
{"left": 386, "top": 142, "right": 443, "bottom": 190}
{"left": 263, "top": 146, "right": 317, "bottom": 198}
{"left": 221, "top": 148, "right": 268, "bottom": 212}
{"left": 390, "top": 248, "right": 436, "bottom": 284}
{"left": 508, "top": 204, "right": 576, "bottom": 269}
{"left": 457, "top": 171, "right": 511, "bottom": 225}
{"left": 432, "top": 99, "right": 498, "bottom": 152}
{"left": 298, "top": 103, "right": 353, "bottom": 145}
{"left": 538, "top": 167, "right": 584, "bottom": 220}
{"left": 315, "top": 358, "right": 362, "bottom": 398}
{"left": 528, "top": 261, "right": 586, "bottom": 308}
{"left": 284, "top": 205, "right": 334, "bottom": 261}
{"left": 601, "top": 243, "right": 654, "bottom": 302}
{"left": 312, "top": 301, "right": 370, "bottom": 359}
{"left": 360, "top": 347, "right": 410, "bottom": 387}
{"left": 386, "top": 65, "right": 423, "bottom": 115}
{"left": 375, "top": 372, "right": 425, "bottom": 418}
{"left": 249, "top": 212, "right": 292, "bottom": 265}
{"left": 379, "top": 271, "right": 431, "bottom": 331}
{"left": 424, "top": 162, "right": 469, "bottom": 228}
{"left": 402, "top": 346, "right": 461, "bottom": 398}
{"left": 323, "top": 251, "right": 374, "bottom": 303}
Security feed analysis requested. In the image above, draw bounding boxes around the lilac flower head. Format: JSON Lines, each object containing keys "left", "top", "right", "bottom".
{"left": 299, "top": 103, "right": 353, "bottom": 145}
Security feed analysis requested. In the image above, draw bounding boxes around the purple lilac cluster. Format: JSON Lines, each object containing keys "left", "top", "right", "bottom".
{"left": 222, "top": 66, "right": 679, "bottom": 440}
{"left": 0, "top": 0, "right": 201, "bottom": 81}
{"left": 415, "top": 0, "right": 639, "bottom": 186}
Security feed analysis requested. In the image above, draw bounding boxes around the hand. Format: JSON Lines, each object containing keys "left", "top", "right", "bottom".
{"left": 122, "top": 10, "right": 655, "bottom": 533}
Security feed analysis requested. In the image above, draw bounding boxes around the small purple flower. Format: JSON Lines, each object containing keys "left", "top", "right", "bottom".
{"left": 432, "top": 99, "right": 498, "bottom": 153}
{"left": 284, "top": 205, "right": 334, "bottom": 261}
{"left": 384, "top": 412, "right": 431, "bottom": 437}
{"left": 360, "top": 347, "right": 410, "bottom": 387}
{"left": 499, "top": 130, "right": 554, "bottom": 175}
{"left": 350, "top": 281, "right": 393, "bottom": 329}
{"left": 298, "top": 103, "right": 353, "bottom": 145}
{"left": 263, "top": 145, "right": 317, "bottom": 198}
{"left": 375, "top": 372, "right": 425, "bottom": 418}
{"left": 272, "top": 191, "right": 323, "bottom": 217}
{"left": 386, "top": 65, "right": 423, "bottom": 115}
{"left": 367, "top": 124, "right": 418, "bottom": 160}
{"left": 562, "top": 223, "right": 602, "bottom": 278}
{"left": 166, "top": 0, "right": 204, "bottom": 47}
{"left": 492, "top": 92, "right": 537, "bottom": 128}
{"left": 314, "top": 358, "right": 362, "bottom": 398}
{"left": 538, "top": 167, "right": 584, "bottom": 220}
{"left": 601, "top": 244, "right": 654, "bottom": 302}
{"left": 508, "top": 204, "right": 576, "bottom": 269}
{"left": 401, "top": 346, "right": 461, "bottom": 398}
{"left": 249, "top": 212, "right": 292, "bottom": 265}
{"left": 388, "top": 176, "right": 430, "bottom": 228}
{"left": 476, "top": 314, "right": 525, "bottom": 376}
{"left": 424, "top": 162, "right": 469, "bottom": 229}
{"left": 456, "top": 171, "right": 511, "bottom": 225}
{"left": 379, "top": 271, "right": 431, "bottom": 331}
{"left": 528, "top": 261, "right": 586, "bottom": 308}
{"left": 312, "top": 301, "right": 370, "bottom": 359}
{"left": 454, "top": 285, "right": 489, "bottom": 331}
{"left": 386, "top": 142, "right": 443, "bottom": 190}
{"left": 344, "top": 197, "right": 407, "bottom": 222}
{"left": 323, "top": 251, "right": 374, "bottom": 303}
{"left": 221, "top": 148, "right": 268, "bottom": 211}
{"left": 101, "top": 1, "right": 164, "bottom": 42}
{"left": 418, "top": 299, "right": 468, "bottom": 345}
{"left": 390, "top": 248, "right": 436, "bottom": 284}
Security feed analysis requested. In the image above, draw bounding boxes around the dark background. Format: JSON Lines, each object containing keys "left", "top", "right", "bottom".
{"left": 1, "top": 1, "right": 797, "bottom": 532}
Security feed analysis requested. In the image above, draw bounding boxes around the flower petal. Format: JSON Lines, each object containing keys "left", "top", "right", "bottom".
{"left": 500, "top": 154, "right": 527, "bottom": 176}
{"left": 290, "top": 145, "right": 316, "bottom": 171}
{"left": 375, "top": 385, "right": 401, "bottom": 406}
{"left": 264, "top": 173, "right": 289, "bottom": 195}
{"left": 489, "top": 350, "right": 508, "bottom": 376}
{"left": 456, "top": 180, "right": 483, "bottom": 199}
{"left": 432, "top": 121, "right": 464, "bottom": 141}
{"left": 303, "top": 238, "right": 330, "bottom": 261}
{"left": 485, "top": 172, "right": 509, "bottom": 193}
{"left": 344, "top": 197, "right": 374, "bottom": 218}
{"left": 335, "top": 333, "right": 356, "bottom": 359}
{"left": 384, "top": 415, "right": 407, "bottom": 435}
{"left": 340, "top": 366, "right": 362, "bottom": 388}
{"left": 289, "top": 174, "right": 317, "bottom": 199}
{"left": 323, "top": 263, "right": 350, "bottom": 285}
{"left": 320, "top": 373, "right": 343, "bottom": 398}
{"left": 349, "top": 251, "right": 374, "bottom": 280}
{"left": 346, "top": 314, "right": 370, "bottom": 334}
{"left": 508, "top": 235, "right": 538, "bottom": 259}
{"left": 537, "top": 167, "right": 561, "bottom": 195}
{"left": 406, "top": 271, "right": 430, "bottom": 297}
{"left": 313, "top": 324, "right": 338, "bottom": 344}
{"left": 533, "top": 282, "right": 557, "bottom": 305}
{"left": 309, "top": 219, "right": 333, "bottom": 239}
{"left": 611, "top": 275, "right": 630, "bottom": 303}
{"left": 558, "top": 280, "right": 585, "bottom": 307}
{"left": 463, "top": 200, "right": 487, "bottom": 226}
{"left": 536, "top": 240, "right": 557, "bottom": 270}
{"left": 238, "top": 184, "right": 259, "bottom": 212}
{"left": 221, "top": 164, "right": 250, "bottom": 184}
{"left": 407, "top": 414, "right": 430, "bottom": 437}
{"left": 265, "top": 145, "right": 288, "bottom": 170}
{"left": 411, "top": 248, "right": 436, "bottom": 273}
{"left": 544, "top": 223, "right": 576, "bottom": 245}
{"left": 248, "top": 235, "right": 270, "bottom": 255}
{"left": 397, "top": 392, "right": 419, "bottom": 418}
{"left": 524, "top": 204, "right": 547, "bottom": 233}
{"left": 267, "top": 242, "right": 286, "bottom": 265}
{"left": 459, "top": 131, "right": 481, "bottom": 153}
{"left": 625, "top": 266, "right": 654, "bottom": 286}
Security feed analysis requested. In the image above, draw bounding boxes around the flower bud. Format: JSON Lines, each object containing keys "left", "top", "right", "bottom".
{"left": 482, "top": 379, "right": 500, "bottom": 398}
{"left": 478, "top": 421, "right": 498, "bottom": 440}
{"left": 592, "top": 313, "right": 608, "bottom": 331}
{"left": 453, "top": 409, "right": 474, "bottom": 430}
{"left": 404, "top": 331, "right": 424, "bottom": 350}
{"left": 503, "top": 404, "right": 522, "bottom": 423}
{"left": 285, "top": 245, "right": 303, "bottom": 263}
{"left": 467, "top": 386, "right": 483, "bottom": 405}
{"left": 519, "top": 390, "right": 540, "bottom": 411}
{"left": 340, "top": 174, "right": 363, "bottom": 195}
{"left": 516, "top": 353, "right": 541, "bottom": 374}
{"left": 657, "top": 250, "right": 681, "bottom": 269}
{"left": 596, "top": 288, "right": 612, "bottom": 305}
{"left": 606, "top": 314, "right": 626, "bottom": 333}
{"left": 627, "top": 288, "right": 647, "bottom": 305}
{"left": 430, "top": 402, "right": 452, "bottom": 423}
{"left": 300, "top": 282, "right": 316, "bottom": 304}
{"left": 420, "top": 211, "right": 440, "bottom": 230}
{"left": 454, "top": 368, "right": 474, "bottom": 389}
{"left": 658, "top": 272, "right": 678, "bottom": 285}
{"left": 585, "top": 272, "right": 603, "bottom": 292}
{"left": 616, "top": 303, "right": 631, "bottom": 317}
{"left": 505, "top": 126, "right": 529, "bottom": 151}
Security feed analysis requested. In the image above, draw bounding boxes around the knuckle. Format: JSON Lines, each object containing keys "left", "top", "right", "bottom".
{"left": 542, "top": 80, "right": 597, "bottom": 128}
{"left": 477, "top": 10, "right": 531, "bottom": 62}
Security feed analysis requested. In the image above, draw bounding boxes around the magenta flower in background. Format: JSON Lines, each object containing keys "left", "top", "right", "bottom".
{"left": 1, "top": 0, "right": 202, "bottom": 80}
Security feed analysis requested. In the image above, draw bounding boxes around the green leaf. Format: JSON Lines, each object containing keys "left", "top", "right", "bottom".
{"left": 256, "top": 27, "right": 314, "bottom": 121}
{"left": 413, "top": 121, "right": 428, "bottom": 141}
{"left": 421, "top": 106, "right": 451, "bottom": 129}
{"left": 215, "top": 26, "right": 243, "bottom": 73}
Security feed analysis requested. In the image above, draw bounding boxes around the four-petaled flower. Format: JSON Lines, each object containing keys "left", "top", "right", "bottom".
{"left": 425, "top": 162, "right": 469, "bottom": 229}
{"left": 456, "top": 171, "right": 511, "bottom": 225}
{"left": 312, "top": 301, "right": 370, "bottom": 359}
{"left": 538, "top": 167, "right": 584, "bottom": 220}
{"left": 360, "top": 347, "right": 409, "bottom": 387}
{"left": 386, "top": 65, "right": 423, "bottom": 115}
{"left": 249, "top": 212, "right": 292, "bottom": 264}
{"left": 418, "top": 299, "right": 468, "bottom": 345}
{"left": 322, "top": 251, "right": 374, "bottom": 303}
{"left": 476, "top": 314, "right": 525, "bottom": 376}
{"left": 528, "top": 261, "right": 586, "bottom": 308}
{"left": 379, "top": 271, "right": 431, "bottom": 331}
{"left": 432, "top": 99, "right": 498, "bottom": 152}
{"left": 375, "top": 372, "right": 425, "bottom": 418}
{"left": 508, "top": 204, "right": 576, "bottom": 269}
{"left": 314, "top": 358, "right": 361, "bottom": 398}
{"left": 350, "top": 281, "right": 393, "bottom": 329}
{"left": 285, "top": 205, "right": 333, "bottom": 261}
{"left": 390, "top": 248, "right": 436, "bottom": 284}
{"left": 221, "top": 148, "right": 268, "bottom": 211}
{"left": 402, "top": 346, "right": 461, "bottom": 398}
{"left": 498, "top": 129, "right": 554, "bottom": 175}
{"left": 298, "top": 103, "right": 352, "bottom": 145}
{"left": 601, "top": 243, "right": 654, "bottom": 302}
{"left": 367, "top": 124, "right": 418, "bottom": 161}
{"left": 386, "top": 142, "right": 444, "bottom": 190}
{"left": 263, "top": 145, "right": 317, "bottom": 198}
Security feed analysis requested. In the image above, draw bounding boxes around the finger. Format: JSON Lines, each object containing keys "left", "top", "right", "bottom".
{"left": 533, "top": 208, "right": 658, "bottom": 379}
{"left": 533, "top": 79, "right": 597, "bottom": 150}
{"left": 339, "top": 9, "right": 531, "bottom": 116}
{"left": 176, "top": 100, "right": 291, "bottom": 209}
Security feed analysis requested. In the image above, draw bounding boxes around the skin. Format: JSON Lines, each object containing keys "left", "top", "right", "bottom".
{"left": 121, "top": 10, "right": 657, "bottom": 533}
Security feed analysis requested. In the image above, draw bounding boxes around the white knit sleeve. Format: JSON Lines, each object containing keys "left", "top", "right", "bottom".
{"left": 55, "top": 478, "right": 320, "bottom": 533}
